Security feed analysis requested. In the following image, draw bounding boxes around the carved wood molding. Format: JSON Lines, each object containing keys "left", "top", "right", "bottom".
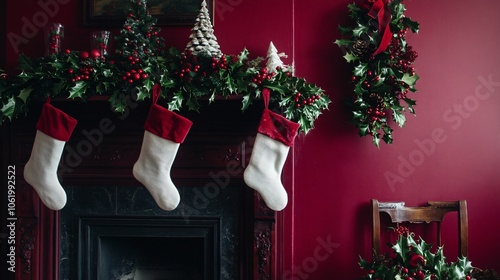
{"left": 255, "top": 227, "right": 272, "bottom": 280}
{"left": 19, "top": 218, "right": 36, "bottom": 275}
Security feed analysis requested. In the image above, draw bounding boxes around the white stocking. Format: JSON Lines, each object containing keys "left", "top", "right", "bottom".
{"left": 133, "top": 131, "right": 182, "bottom": 211}
{"left": 244, "top": 133, "right": 291, "bottom": 211}
{"left": 24, "top": 131, "right": 68, "bottom": 210}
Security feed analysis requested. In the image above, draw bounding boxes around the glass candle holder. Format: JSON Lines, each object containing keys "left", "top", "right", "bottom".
{"left": 91, "top": 30, "right": 112, "bottom": 57}
{"left": 45, "top": 23, "right": 64, "bottom": 56}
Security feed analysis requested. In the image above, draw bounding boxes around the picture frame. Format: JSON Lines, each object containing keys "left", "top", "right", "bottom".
{"left": 83, "top": 0, "right": 213, "bottom": 26}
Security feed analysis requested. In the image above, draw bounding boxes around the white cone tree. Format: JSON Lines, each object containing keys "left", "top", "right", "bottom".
{"left": 185, "top": 0, "right": 222, "bottom": 57}
{"left": 266, "top": 41, "right": 290, "bottom": 73}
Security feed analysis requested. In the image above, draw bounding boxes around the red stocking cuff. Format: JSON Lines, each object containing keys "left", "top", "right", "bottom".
{"left": 257, "top": 109, "right": 299, "bottom": 147}
{"left": 36, "top": 102, "right": 77, "bottom": 141}
{"left": 144, "top": 104, "right": 193, "bottom": 143}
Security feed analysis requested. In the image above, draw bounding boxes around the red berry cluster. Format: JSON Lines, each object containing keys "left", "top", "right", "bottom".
{"left": 127, "top": 54, "right": 141, "bottom": 66}
{"left": 68, "top": 65, "right": 94, "bottom": 83}
{"left": 399, "top": 266, "right": 427, "bottom": 280}
{"left": 252, "top": 68, "right": 275, "bottom": 85}
{"left": 394, "top": 226, "right": 409, "bottom": 236}
{"left": 211, "top": 55, "right": 228, "bottom": 73}
{"left": 389, "top": 33, "right": 418, "bottom": 75}
{"left": 122, "top": 68, "right": 148, "bottom": 84}
{"left": 293, "top": 92, "right": 321, "bottom": 108}
{"left": 366, "top": 106, "right": 386, "bottom": 122}
{"left": 76, "top": 50, "right": 101, "bottom": 60}
{"left": 358, "top": 69, "right": 382, "bottom": 90}
{"left": 176, "top": 52, "right": 203, "bottom": 79}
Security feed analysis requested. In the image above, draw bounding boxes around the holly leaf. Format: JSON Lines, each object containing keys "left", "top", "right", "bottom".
{"left": 404, "top": 98, "right": 416, "bottom": 114}
{"left": 347, "top": 3, "right": 362, "bottom": 17}
{"left": 392, "top": 2, "right": 406, "bottom": 21}
{"left": 168, "top": 91, "right": 183, "bottom": 111}
{"left": 358, "top": 256, "right": 372, "bottom": 270}
{"left": 354, "top": 63, "right": 368, "bottom": 77}
{"left": 136, "top": 86, "right": 149, "bottom": 101}
{"left": 334, "top": 39, "right": 352, "bottom": 47}
{"left": 343, "top": 52, "right": 359, "bottom": 63}
{"left": 352, "top": 23, "right": 369, "bottom": 38}
{"left": 18, "top": 54, "right": 37, "bottom": 72}
{"left": 1, "top": 97, "right": 16, "bottom": 120}
{"left": 373, "top": 134, "right": 381, "bottom": 148}
{"left": 238, "top": 48, "right": 249, "bottom": 62}
{"left": 225, "top": 75, "right": 237, "bottom": 94}
{"left": 392, "top": 109, "right": 406, "bottom": 127}
{"left": 108, "top": 93, "right": 127, "bottom": 113}
{"left": 263, "top": 84, "right": 286, "bottom": 95}
{"left": 102, "top": 69, "right": 113, "bottom": 78}
{"left": 68, "top": 81, "right": 88, "bottom": 99}
{"left": 382, "top": 126, "right": 393, "bottom": 144}
{"left": 338, "top": 25, "right": 352, "bottom": 36}
{"left": 401, "top": 73, "right": 420, "bottom": 86}
{"left": 241, "top": 93, "right": 252, "bottom": 112}
{"left": 402, "top": 17, "right": 420, "bottom": 33}
{"left": 18, "top": 88, "right": 33, "bottom": 103}
{"left": 357, "top": 122, "right": 369, "bottom": 137}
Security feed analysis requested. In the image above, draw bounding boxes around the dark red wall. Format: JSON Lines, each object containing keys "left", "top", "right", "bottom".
{"left": 3, "top": 0, "right": 500, "bottom": 278}
{"left": 291, "top": 0, "right": 500, "bottom": 278}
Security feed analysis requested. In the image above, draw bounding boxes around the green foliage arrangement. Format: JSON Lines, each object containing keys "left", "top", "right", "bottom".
{"left": 336, "top": 0, "right": 419, "bottom": 147}
{"left": 0, "top": 0, "right": 330, "bottom": 134}
{"left": 360, "top": 227, "right": 473, "bottom": 280}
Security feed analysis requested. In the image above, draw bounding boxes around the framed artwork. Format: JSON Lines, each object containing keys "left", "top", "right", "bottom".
{"left": 83, "top": 0, "right": 213, "bottom": 26}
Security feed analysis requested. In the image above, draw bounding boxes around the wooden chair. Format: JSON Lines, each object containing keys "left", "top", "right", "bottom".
{"left": 371, "top": 199, "right": 468, "bottom": 257}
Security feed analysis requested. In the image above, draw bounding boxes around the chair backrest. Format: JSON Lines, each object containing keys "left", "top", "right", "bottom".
{"left": 371, "top": 199, "right": 468, "bottom": 257}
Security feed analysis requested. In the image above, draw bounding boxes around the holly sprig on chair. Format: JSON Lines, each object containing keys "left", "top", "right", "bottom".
{"left": 359, "top": 226, "right": 473, "bottom": 280}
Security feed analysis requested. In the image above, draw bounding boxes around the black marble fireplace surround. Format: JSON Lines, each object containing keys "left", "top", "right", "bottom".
{"left": 61, "top": 183, "right": 243, "bottom": 280}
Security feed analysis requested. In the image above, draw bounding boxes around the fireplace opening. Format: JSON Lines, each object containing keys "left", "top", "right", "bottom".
{"left": 99, "top": 236, "right": 204, "bottom": 280}
{"left": 78, "top": 217, "right": 220, "bottom": 280}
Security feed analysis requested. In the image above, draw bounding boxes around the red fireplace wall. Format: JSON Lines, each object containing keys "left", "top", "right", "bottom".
{"left": 3, "top": 0, "right": 500, "bottom": 279}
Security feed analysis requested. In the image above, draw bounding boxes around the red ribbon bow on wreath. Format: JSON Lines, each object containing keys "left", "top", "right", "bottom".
{"left": 368, "top": 0, "right": 393, "bottom": 56}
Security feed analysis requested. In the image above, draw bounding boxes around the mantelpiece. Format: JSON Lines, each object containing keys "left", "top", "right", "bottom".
{"left": 4, "top": 98, "right": 283, "bottom": 279}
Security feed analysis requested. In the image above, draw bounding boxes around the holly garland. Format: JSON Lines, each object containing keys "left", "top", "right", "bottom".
{"left": 0, "top": 0, "right": 330, "bottom": 134}
{"left": 335, "top": 0, "right": 420, "bottom": 147}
